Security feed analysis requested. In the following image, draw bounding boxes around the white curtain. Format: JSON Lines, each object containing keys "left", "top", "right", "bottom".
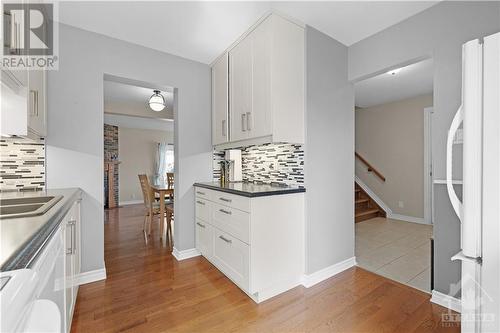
{"left": 154, "top": 142, "right": 174, "bottom": 182}
{"left": 165, "top": 144, "right": 174, "bottom": 172}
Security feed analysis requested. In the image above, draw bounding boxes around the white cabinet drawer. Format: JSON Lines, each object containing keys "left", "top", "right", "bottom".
{"left": 195, "top": 198, "right": 210, "bottom": 222}
{"left": 196, "top": 219, "right": 213, "bottom": 259}
{"left": 213, "top": 191, "right": 250, "bottom": 212}
{"left": 195, "top": 187, "right": 211, "bottom": 200}
{"left": 212, "top": 203, "right": 250, "bottom": 244}
{"left": 212, "top": 229, "right": 249, "bottom": 291}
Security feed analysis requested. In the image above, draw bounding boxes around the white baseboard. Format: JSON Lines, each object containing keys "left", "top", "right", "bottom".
{"left": 119, "top": 199, "right": 143, "bottom": 206}
{"left": 75, "top": 268, "right": 107, "bottom": 285}
{"left": 431, "top": 290, "right": 461, "bottom": 313}
{"left": 252, "top": 277, "right": 303, "bottom": 303}
{"left": 390, "top": 213, "right": 427, "bottom": 225}
{"left": 355, "top": 176, "right": 392, "bottom": 216}
{"left": 302, "top": 257, "right": 357, "bottom": 288}
{"left": 172, "top": 247, "right": 201, "bottom": 261}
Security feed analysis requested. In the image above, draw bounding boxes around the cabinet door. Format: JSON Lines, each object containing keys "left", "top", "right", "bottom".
{"left": 27, "top": 70, "right": 46, "bottom": 136}
{"left": 229, "top": 36, "right": 252, "bottom": 142}
{"left": 36, "top": 227, "right": 66, "bottom": 333}
{"left": 212, "top": 229, "right": 250, "bottom": 291}
{"left": 212, "top": 53, "right": 229, "bottom": 145}
{"left": 63, "top": 220, "right": 74, "bottom": 332}
{"left": 249, "top": 17, "right": 272, "bottom": 139}
{"left": 195, "top": 219, "right": 213, "bottom": 258}
{"left": 72, "top": 201, "right": 81, "bottom": 297}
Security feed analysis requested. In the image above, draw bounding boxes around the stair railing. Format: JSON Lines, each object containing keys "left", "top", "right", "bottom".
{"left": 355, "top": 152, "right": 386, "bottom": 182}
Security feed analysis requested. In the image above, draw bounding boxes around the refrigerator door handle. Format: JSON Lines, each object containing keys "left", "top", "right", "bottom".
{"left": 451, "top": 250, "right": 482, "bottom": 264}
{"left": 446, "top": 104, "right": 464, "bottom": 221}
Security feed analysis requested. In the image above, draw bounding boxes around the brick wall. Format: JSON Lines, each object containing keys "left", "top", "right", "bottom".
{"left": 104, "top": 124, "right": 119, "bottom": 207}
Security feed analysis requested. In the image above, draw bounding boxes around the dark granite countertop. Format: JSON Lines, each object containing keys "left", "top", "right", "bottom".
{"left": 193, "top": 181, "right": 305, "bottom": 198}
{"left": 0, "top": 188, "right": 82, "bottom": 271}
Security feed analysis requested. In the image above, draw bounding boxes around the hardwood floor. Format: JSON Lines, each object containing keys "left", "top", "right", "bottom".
{"left": 71, "top": 204, "right": 460, "bottom": 333}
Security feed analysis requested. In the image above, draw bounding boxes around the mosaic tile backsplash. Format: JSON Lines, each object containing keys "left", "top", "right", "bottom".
{"left": 0, "top": 137, "right": 45, "bottom": 191}
{"left": 214, "top": 143, "right": 304, "bottom": 186}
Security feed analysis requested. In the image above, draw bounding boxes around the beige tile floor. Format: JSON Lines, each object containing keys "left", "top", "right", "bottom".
{"left": 355, "top": 217, "right": 433, "bottom": 293}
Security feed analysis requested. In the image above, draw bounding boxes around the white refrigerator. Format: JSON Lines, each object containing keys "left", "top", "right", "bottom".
{"left": 446, "top": 32, "right": 500, "bottom": 332}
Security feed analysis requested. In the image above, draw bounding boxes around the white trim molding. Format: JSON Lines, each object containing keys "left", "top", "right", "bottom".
{"left": 433, "top": 179, "right": 463, "bottom": 185}
{"left": 355, "top": 176, "right": 392, "bottom": 216}
{"left": 172, "top": 247, "right": 201, "bottom": 261}
{"left": 75, "top": 268, "right": 107, "bottom": 285}
{"left": 119, "top": 199, "right": 144, "bottom": 206}
{"left": 390, "top": 214, "right": 427, "bottom": 225}
{"left": 302, "top": 257, "right": 356, "bottom": 288}
{"left": 431, "top": 290, "right": 461, "bottom": 313}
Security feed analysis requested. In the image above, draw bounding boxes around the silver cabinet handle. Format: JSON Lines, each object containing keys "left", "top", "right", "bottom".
{"left": 66, "top": 220, "right": 76, "bottom": 254}
{"left": 196, "top": 200, "right": 205, "bottom": 205}
{"left": 196, "top": 222, "right": 206, "bottom": 228}
{"left": 219, "top": 208, "right": 232, "bottom": 215}
{"left": 196, "top": 191, "right": 205, "bottom": 195}
{"left": 35, "top": 91, "right": 39, "bottom": 116}
{"left": 246, "top": 112, "right": 252, "bottom": 131}
{"left": 69, "top": 220, "right": 76, "bottom": 253}
{"left": 219, "top": 197, "right": 232, "bottom": 203}
{"left": 222, "top": 119, "right": 226, "bottom": 137}
{"left": 219, "top": 235, "right": 232, "bottom": 244}
{"left": 241, "top": 113, "right": 247, "bottom": 132}
{"left": 30, "top": 90, "right": 36, "bottom": 115}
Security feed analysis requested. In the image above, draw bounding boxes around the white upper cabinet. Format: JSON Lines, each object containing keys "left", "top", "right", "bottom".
{"left": 212, "top": 53, "right": 229, "bottom": 145}
{"left": 229, "top": 36, "right": 253, "bottom": 142}
{"left": 0, "top": 2, "right": 47, "bottom": 138}
{"left": 0, "top": 69, "right": 47, "bottom": 138}
{"left": 212, "top": 13, "right": 305, "bottom": 148}
{"left": 27, "top": 70, "right": 47, "bottom": 137}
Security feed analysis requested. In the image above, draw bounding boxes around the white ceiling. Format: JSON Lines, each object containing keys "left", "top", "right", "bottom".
{"left": 104, "top": 79, "right": 174, "bottom": 120}
{"left": 354, "top": 58, "right": 434, "bottom": 108}
{"left": 58, "top": 1, "right": 438, "bottom": 64}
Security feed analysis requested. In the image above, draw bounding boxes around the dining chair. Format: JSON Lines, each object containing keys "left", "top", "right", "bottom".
{"left": 138, "top": 174, "right": 168, "bottom": 243}
{"left": 165, "top": 203, "right": 174, "bottom": 248}
{"left": 166, "top": 172, "right": 174, "bottom": 202}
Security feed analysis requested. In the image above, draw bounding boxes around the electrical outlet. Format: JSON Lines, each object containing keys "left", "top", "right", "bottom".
{"left": 398, "top": 201, "right": 404, "bottom": 208}
{"left": 131, "top": 194, "right": 136, "bottom": 199}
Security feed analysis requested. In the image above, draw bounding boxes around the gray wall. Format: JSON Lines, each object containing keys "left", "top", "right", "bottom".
{"left": 305, "top": 27, "right": 355, "bottom": 274}
{"left": 348, "top": 1, "right": 500, "bottom": 295}
{"left": 46, "top": 24, "right": 212, "bottom": 272}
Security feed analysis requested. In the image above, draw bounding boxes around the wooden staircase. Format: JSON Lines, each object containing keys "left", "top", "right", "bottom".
{"left": 355, "top": 182, "right": 386, "bottom": 222}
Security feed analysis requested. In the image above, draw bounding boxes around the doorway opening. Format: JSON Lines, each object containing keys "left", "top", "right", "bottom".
{"left": 102, "top": 74, "right": 176, "bottom": 247}
{"left": 353, "top": 58, "right": 434, "bottom": 293}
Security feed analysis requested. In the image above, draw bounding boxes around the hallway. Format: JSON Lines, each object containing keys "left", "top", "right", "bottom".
{"left": 356, "top": 217, "right": 432, "bottom": 292}
{"left": 71, "top": 205, "right": 457, "bottom": 332}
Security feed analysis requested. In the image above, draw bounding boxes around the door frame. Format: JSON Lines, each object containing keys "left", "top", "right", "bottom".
{"left": 424, "top": 107, "right": 433, "bottom": 225}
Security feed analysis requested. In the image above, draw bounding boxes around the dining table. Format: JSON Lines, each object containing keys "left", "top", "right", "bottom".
{"left": 150, "top": 181, "right": 174, "bottom": 244}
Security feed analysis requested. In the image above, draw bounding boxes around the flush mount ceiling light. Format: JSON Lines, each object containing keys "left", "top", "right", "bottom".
{"left": 149, "top": 90, "right": 166, "bottom": 112}
{"left": 387, "top": 68, "right": 402, "bottom": 76}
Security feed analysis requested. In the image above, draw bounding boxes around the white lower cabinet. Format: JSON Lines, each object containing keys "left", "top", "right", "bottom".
{"left": 212, "top": 229, "right": 250, "bottom": 291}
{"left": 194, "top": 186, "right": 304, "bottom": 303}
{"left": 32, "top": 198, "right": 81, "bottom": 333}
{"left": 195, "top": 219, "right": 213, "bottom": 258}
{"left": 63, "top": 200, "right": 81, "bottom": 332}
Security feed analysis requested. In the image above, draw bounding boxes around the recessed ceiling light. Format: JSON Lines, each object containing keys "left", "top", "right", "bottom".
{"left": 387, "top": 68, "right": 402, "bottom": 75}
